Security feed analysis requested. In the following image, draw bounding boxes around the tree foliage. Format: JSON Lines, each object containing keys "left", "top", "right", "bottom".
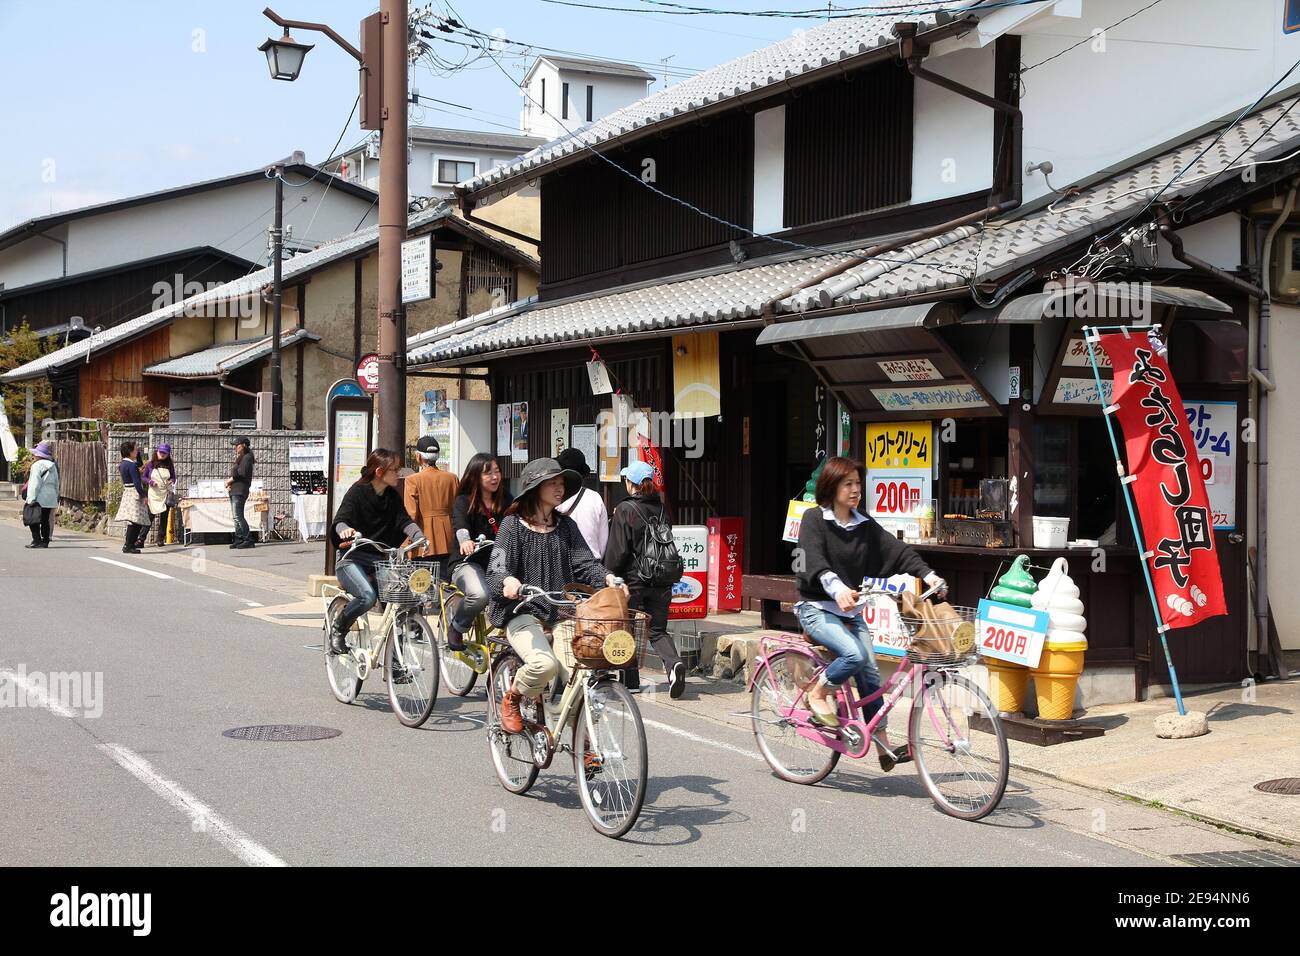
{"left": 0, "top": 323, "right": 56, "bottom": 447}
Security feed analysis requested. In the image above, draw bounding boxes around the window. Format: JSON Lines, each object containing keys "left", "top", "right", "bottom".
{"left": 562, "top": 82, "right": 569, "bottom": 119}
{"left": 586, "top": 85, "right": 593, "bottom": 122}
{"left": 437, "top": 159, "right": 476, "bottom": 185}
{"left": 464, "top": 246, "right": 516, "bottom": 304}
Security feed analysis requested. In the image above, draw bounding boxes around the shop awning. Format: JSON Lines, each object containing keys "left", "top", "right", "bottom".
{"left": 757, "top": 300, "right": 999, "bottom": 420}
{"left": 966, "top": 284, "right": 1233, "bottom": 325}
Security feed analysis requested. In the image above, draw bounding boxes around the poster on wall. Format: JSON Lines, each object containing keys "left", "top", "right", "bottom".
{"left": 550, "top": 408, "right": 570, "bottom": 458}
{"left": 332, "top": 410, "right": 369, "bottom": 509}
{"left": 864, "top": 422, "right": 932, "bottom": 470}
{"left": 420, "top": 389, "right": 450, "bottom": 457}
{"left": 571, "top": 425, "right": 598, "bottom": 473}
{"left": 511, "top": 402, "right": 529, "bottom": 463}
{"left": 1185, "top": 399, "right": 1237, "bottom": 530}
{"left": 598, "top": 409, "right": 622, "bottom": 482}
{"left": 496, "top": 404, "right": 511, "bottom": 456}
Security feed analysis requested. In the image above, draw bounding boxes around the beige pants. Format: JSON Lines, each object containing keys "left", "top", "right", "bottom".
{"left": 506, "top": 614, "right": 570, "bottom": 697}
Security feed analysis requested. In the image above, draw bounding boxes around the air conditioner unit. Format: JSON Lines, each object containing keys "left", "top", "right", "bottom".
{"left": 255, "top": 392, "right": 275, "bottom": 431}
{"left": 1269, "top": 228, "right": 1300, "bottom": 302}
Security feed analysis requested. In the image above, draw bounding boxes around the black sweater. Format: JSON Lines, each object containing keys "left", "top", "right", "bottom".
{"left": 485, "top": 514, "right": 608, "bottom": 627}
{"left": 603, "top": 492, "right": 669, "bottom": 588}
{"left": 330, "top": 481, "right": 422, "bottom": 555}
{"left": 450, "top": 491, "right": 513, "bottom": 568}
{"left": 229, "top": 452, "right": 255, "bottom": 496}
{"left": 795, "top": 508, "right": 934, "bottom": 602}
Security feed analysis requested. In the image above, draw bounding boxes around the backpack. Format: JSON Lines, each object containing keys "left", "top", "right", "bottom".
{"left": 630, "top": 503, "right": 684, "bottom": 588}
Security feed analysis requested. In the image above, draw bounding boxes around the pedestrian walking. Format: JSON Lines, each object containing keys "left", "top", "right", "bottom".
{"left": 139, "top": 443, "right": 178, "bottom": 548}
{"left": 556, "top": 447, "right": 608, "bottom": 557}
{"left": 226, "top": 436, "right": 256, "bottom": 549}
{"left": 445, "top": 452, "right": 513, "bottom": 650}
{"left": 115, "top": 440, "right": 149, "bottom": 554}
{"left": 23, "top": 441, "right": 59, "bottom": 549}
{"left": 403, "top": 436, "right": 458, "bottom": 569}
{"left": 604, "top": 460, "right": 687, "bottom": 698}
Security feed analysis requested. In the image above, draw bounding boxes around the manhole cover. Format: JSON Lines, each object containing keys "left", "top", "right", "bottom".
{"left": 222, "top": 725, "right": 341, "bottom": 742}
{"left": 1254, "top": 777, "right": 1300, "bottom": 795}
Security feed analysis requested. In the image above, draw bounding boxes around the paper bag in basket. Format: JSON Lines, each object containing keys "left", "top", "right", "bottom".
{"left": 573, "top": 586, "right": 637, "bottom": 667}
{"left": 900, "top": 591, "right": 973, "bottom": 661}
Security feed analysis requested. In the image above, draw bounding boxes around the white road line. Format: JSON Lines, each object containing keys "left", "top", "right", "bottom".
{"left": 0, "top": 669, "right": 78, "bottom": 718}
{"left": 204, "top": 588, "right": 231, "bottom": 597}
{"left": 242, "top": 600, "right": 263, "bottom": 608}
{"left": 641, "top": 717, "right": 762, "bottom": 761}
{"left": 89, "top": 556, "right": 173, "bottom": 580}
{"left": 98, "top": 744, "right": 287, "bottom": 868}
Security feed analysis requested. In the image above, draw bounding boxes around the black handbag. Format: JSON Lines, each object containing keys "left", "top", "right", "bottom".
{"left": 22, "top": 502, "right": 43, "bottom": 526}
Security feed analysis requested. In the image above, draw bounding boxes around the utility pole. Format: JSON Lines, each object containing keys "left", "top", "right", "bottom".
{"left": 269, "top": 162, "right": 285, "bottom": 430}
{"left": 376, "top": 0, "right": 409, "bottom": 454}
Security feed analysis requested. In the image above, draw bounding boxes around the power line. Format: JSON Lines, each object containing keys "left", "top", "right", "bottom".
{"left": 1021, "top": 0, "right": 1163, "bottom": 74}
{"left": 535, "top": 0, "right": 1046, "bottom": 20}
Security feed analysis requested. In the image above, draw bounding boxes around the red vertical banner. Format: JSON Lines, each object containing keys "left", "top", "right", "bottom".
{"left": 1099, "top": 332, "right": 1227, "bottom": 629}
{"left": 707, "top": 517, "right": 744, "bottom": 612}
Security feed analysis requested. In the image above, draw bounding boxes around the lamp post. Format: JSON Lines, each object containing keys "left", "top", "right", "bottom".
{"left": 259, "top": 4, "right": 408, "bottom": 452}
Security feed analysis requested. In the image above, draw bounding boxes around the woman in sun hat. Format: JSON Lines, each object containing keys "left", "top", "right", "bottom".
{"left": 23, "top": 441, "right": 59, "bottom": 549}
{"left": 485, "top": 457, "right": 624, "bottom": 735}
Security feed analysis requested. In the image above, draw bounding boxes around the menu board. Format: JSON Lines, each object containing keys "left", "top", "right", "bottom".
{"left": 1185, "top": 399, "right": 1237, "bottom": 530}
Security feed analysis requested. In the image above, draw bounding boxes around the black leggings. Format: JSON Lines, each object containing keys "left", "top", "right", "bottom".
{"left": 29, "top": 508, "right": 52, "bottom": 545}
{"left": 137, "top": 510, "right": 166, "bottom": 546}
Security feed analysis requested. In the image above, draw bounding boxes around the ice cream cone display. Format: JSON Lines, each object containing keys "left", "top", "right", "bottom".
{"left": 985, "top": 555, "right": 1037, "bottom": 713}
{"left": 1029, "top": 557, "right": 1088, "bottom": 720}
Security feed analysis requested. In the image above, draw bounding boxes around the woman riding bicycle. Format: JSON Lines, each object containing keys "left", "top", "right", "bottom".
{"left": 485, "top": 457, "right": 624, "bottom": 735}
{"left": 795, "top": 456, "right": 946, "bottom": 770}
{"left": 328, "top": 448, "right": 427, "bottom": 656}
{"left": 444, "top": 453, "right": 513, "bottom": 651}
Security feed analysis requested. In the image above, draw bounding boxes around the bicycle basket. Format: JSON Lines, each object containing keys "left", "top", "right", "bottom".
{"left": 557, "top": 608, "right": 650, "bottom": 669}
{"left": 374, "top": 560, "right": 430, "bottom": 607}
{"left": 900, "top": 604, "right": 979, "bottom": 665}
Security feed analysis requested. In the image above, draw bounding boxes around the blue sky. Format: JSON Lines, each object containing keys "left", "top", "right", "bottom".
{"left": 0, "top": 0, "right": 832, "bottom": 230}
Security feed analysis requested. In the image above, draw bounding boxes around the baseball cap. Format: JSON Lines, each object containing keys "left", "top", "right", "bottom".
{"left": 620, "top": 460, "right": 655, "bottom": 485}
{"left": 416, "top": 436, "right": 440, "bottom": 456}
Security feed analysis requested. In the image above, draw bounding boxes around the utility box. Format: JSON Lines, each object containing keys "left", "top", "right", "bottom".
{"left": 255, "top": 391, "right": 275, "bottom": 431}
{"left": 446, "top": 400, "right": 492, "bottom": 475}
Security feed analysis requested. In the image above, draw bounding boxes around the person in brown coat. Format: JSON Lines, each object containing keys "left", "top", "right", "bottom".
{"left": 403, "top": 435, "right": 458, "bottom": 566}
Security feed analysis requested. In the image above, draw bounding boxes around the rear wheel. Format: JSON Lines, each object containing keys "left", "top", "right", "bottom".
{"left": 750, "top": 650, "right": 839, "bottom": 785}
{"left": 386, "top": 612, "right": 439, "bottom": 728}
{"left": 324, "top": 596, "right": 362, "bottom": 704}
{"left": 909, "top": 669, "right": 1008, "bottom": 820}
{"left": 572, "top": 678, "right": 647, "bottom": 839}
{"left": 487, "top": 656, "right": 539, "bottom": 794}
{"left": 436, "top": 594, "right": 479, "bottom": 697}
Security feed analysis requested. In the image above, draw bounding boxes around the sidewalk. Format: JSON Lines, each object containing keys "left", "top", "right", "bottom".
{"left": 642, "top": 659, "right": 1300, "bottom": 846}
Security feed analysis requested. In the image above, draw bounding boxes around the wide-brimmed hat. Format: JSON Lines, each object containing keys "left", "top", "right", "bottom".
{"left": 556, "top": 447, "right": 590, "bottom": 477}
{"left": 518, "top": 457, "right": 580, "bottom": 499}
{"left": 32, "top": 442, "right": 53, "bottom": 460}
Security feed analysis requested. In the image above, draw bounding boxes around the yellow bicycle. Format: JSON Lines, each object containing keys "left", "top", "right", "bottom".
{"left": 426, "top": 537, "right": 495, "bottom": 697}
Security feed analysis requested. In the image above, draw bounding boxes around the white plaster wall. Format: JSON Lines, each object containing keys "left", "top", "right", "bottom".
{"left": 1155, "top": 214, "right": 1244, "bottom": 272}
{"left": 752, "top": 106, "right": 786, "bottom": 234}
{"left": 911, "top": 45, "right": 996, "bottom": 204}
{"left": 1264, "top": 301, "right": 1300, "bottom": 649}
{"left": 0, "top": 225, "right": 68, "bottom": 293}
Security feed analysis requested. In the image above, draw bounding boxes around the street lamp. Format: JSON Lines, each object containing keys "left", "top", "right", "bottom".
{"left": 256, "top": 5, "right": 408, "bottom": 455}
{"left": 258, "top": 29, "right": 314, "bottom": 81}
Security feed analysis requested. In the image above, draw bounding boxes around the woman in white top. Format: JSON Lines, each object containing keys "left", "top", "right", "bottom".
{"left": 555, "top": 447, "right": 608, "bottom": 557}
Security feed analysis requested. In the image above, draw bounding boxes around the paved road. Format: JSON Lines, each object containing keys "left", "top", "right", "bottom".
{"left": 0, "top": 521, "right": 1195, "bottom": 866}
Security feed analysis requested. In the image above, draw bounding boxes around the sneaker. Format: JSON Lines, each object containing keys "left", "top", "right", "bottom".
{"left": 668, "top": 661, "right": 687, "bottom": 699}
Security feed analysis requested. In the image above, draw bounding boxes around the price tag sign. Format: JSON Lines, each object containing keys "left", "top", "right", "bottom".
{"left": 867, "top": 472, "right": 927, "bottom": 516}
{"left": 975, "top": 599, "right": 1050, "bottom": 668}
{"left": 859, "top": 578, "right": 917, "bottom": 659}
{"left": 782, "top": 500, "right": 817, "bottom": 543}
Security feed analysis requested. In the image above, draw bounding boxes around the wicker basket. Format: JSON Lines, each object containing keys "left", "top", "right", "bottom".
{"left": 900, "top": 605, "right": 979, "bottom": 665}
{"left": 556, "top": 610, "right": 651, "bottom": 669}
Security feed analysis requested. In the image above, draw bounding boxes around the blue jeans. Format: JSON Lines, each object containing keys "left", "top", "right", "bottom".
{"left": 335, "top": 557, "right": 380, "bottom": 634}
{"left": 449, "top": 562, "right": 488, "bottom": 635}
{"left": 797, "top": 603, "right": 884, "bottom": 724}
{"left": 230, "top": 493, "right": 250, "bottom": 543}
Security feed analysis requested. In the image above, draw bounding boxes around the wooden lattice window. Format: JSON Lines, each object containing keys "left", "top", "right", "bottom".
{"left": 465, "top": 246, "right": 515, "bottom": 304}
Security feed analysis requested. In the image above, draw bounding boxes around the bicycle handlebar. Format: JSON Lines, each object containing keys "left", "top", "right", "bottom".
{"left": 339, "top": 536, "right": 425, "bottom": 559}
{"left": 512, "top": 577, "right": 625, "bottom": 610}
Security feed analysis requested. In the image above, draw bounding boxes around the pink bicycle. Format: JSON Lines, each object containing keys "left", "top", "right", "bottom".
{"left": 748, "top": 584, "right": 1009, "bottom": 820}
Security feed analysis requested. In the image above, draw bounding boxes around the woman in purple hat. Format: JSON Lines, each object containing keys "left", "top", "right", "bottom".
{"left": 139, "top": 443, "right": 179, "bottom": 548}
{"left": 23, "top": 442, "right": 59, "bottom": 548}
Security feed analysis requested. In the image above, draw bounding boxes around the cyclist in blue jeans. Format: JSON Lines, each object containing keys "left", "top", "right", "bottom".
{"left": 328, "top": 448, "right": 426, "bottom": 657}
{"left": 794, "top": 456, "right": 946, "bottom": 771}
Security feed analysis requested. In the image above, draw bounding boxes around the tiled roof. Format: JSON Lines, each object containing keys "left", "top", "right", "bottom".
{"left": 409, "top": 127, "right": 547, "bottom": 152}
{"left": 459, "top": 2, "right": 976, "bottom": 200}
{"left": 410, "top": 93, "right": 1300, "bottom": 367}
{"left": 142, "top": 330, "right": 320, "bottom": 379}
{"left": 2, "top": 201, "right": 452, "bottom": 382}
{"left": 537, "top": 56, "right": 655, "bottom": 81}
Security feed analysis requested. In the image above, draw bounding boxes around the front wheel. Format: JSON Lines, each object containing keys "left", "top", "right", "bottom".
{"left": 387, "top": 612, "right": 439, "bottom": 727}
{"left": 487, "top": 655, "right": 539, "bottom": 795}
{"left": 572, "top": 678, "right": 647, "bottom": 839}
{"left": 908, "top": 669, "right": 1008, "bottom": 821}
{"left": 436, "top": 594, "right": 479, "bottom": 697}
{"left": 324, "top": 596, "right": 362, "bottom": 704}
{"left": 750, "top": 651, "right": 839, "bottom": 785}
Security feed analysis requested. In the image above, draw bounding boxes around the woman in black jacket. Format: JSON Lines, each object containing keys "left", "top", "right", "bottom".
{"left": 445, "top": 453, "right": 513, "bottom": 650}
{"left": 327, "top": 448, "right": 427, "bottom": 654}
{"left": 604, "top": 461, "right": 686, "bottom": 699}
{"left": 795, "top": 456, "right": 946, "bottom": 770}
{"left": 114, "top": 440, "right": 148, "bottom": 554}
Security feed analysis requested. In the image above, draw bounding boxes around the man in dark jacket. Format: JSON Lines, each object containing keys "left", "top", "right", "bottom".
{"left": 225, "top": 436, "right": 256, "bottom": 549}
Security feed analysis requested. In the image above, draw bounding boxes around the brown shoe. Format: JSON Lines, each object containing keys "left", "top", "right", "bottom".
{"left": 500, "top": 689, "right": 524, "bottom": 735}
